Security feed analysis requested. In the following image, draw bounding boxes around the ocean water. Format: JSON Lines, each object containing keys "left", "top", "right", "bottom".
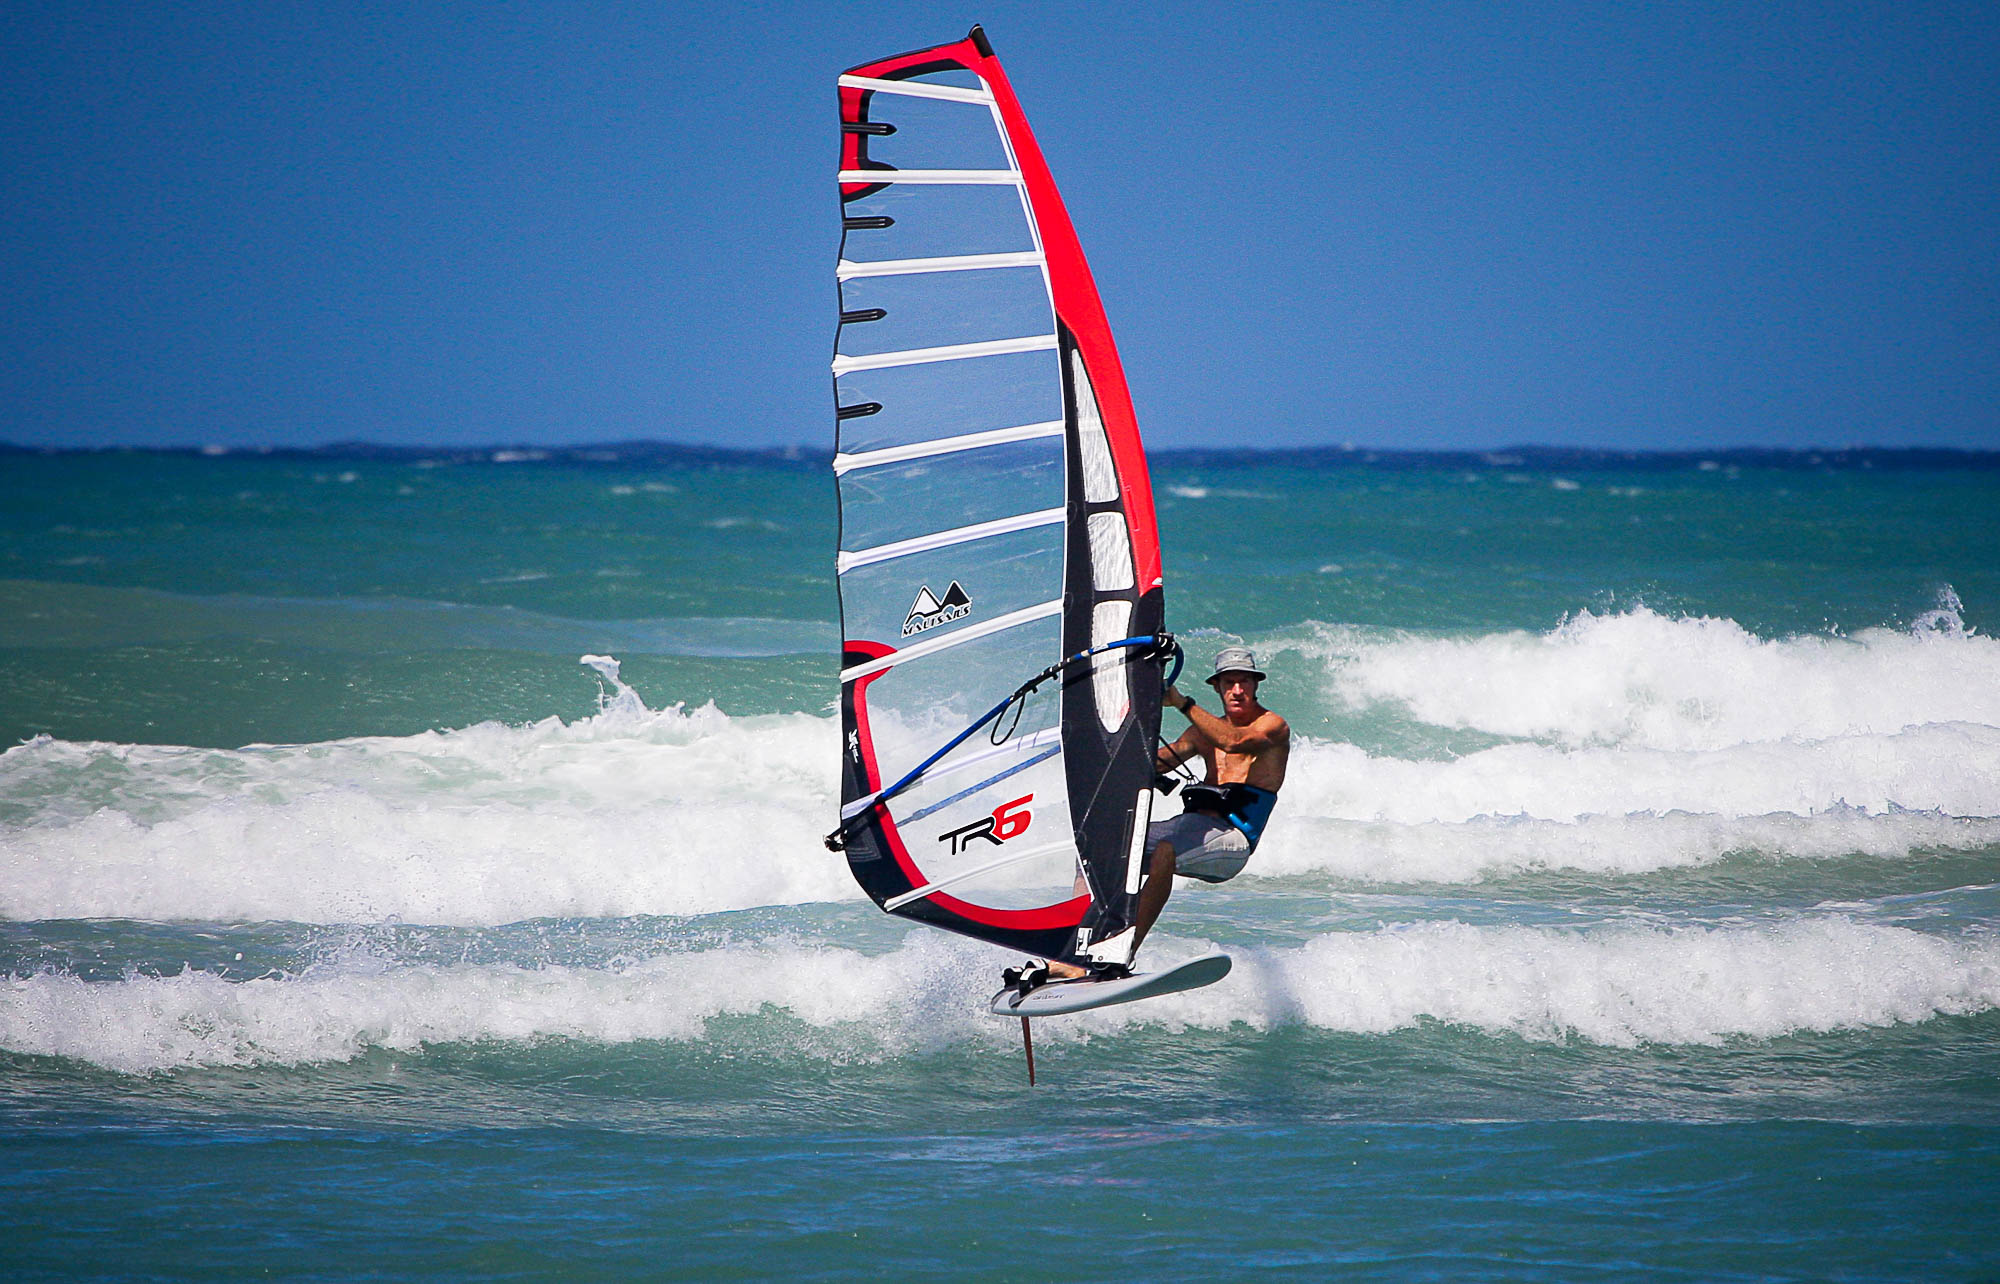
{"left": 2, "top": 446, "right": 1997, "bottom": 1280}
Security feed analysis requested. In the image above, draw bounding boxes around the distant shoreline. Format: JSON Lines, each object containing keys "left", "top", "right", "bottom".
{"left": 4, "top": 439, "right": 1997, "bottom": 471}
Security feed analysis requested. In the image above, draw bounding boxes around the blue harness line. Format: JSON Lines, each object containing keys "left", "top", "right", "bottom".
{"left": 825, "top": 633, "right": 1182, "bottom": 852}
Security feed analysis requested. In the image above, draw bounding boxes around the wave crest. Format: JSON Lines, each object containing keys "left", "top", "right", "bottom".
{"left": 1293, "top": 604, "right": 2000, "bottom": 751}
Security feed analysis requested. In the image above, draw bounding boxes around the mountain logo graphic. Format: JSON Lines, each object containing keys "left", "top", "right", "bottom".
{"left": 902, "top": 580, "right": 972, "bottom": 636}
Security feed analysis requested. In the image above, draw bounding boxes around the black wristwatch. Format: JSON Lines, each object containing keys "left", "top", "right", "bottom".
{"left": 1180, "top": 695, "right": 1196, "bottom": 715}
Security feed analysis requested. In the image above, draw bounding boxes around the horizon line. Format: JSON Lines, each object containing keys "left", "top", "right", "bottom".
{"left": 5, "top": 439, "right": 1999, "bottom": 469}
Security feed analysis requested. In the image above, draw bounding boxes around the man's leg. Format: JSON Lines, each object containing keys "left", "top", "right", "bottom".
{"left": 1131, "top": 839, "right": 1177, "bottom": 951}
{"left": 1045, "top": 839, "right": 1177, "bottom": 980}
{"left": 1048, "top": 836, "right": 1168, "bottom": 976}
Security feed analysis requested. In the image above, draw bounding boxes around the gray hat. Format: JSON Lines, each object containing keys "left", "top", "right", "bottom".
{"left": 1206, "top": 646, "right": 1267, "bottom": 687}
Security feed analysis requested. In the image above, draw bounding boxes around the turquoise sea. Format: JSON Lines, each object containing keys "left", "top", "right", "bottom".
{"left": 3, "top": 445, "right": 1998, "bottom": 1280}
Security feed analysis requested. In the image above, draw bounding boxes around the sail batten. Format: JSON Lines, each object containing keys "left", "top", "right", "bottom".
{"left": 831, "top": 27, "right": 1164, "bottom": 964}
{"left": 836, "top": 250, "right": 1046, "bottom": 281}
{"left": 837, "top": 168, "right": 1022, "bottom": 185}
{"left": 830, "top": 333, "right": 1056, "bottom": 376}
{"left": 836, "top": 74, "right": 994, "bottom": 104}
{"left": 836, "top": 507, "right": 1064, "bottom": 574}
{"left": 833, "top": 420, "right": 1064, "bottom": 473}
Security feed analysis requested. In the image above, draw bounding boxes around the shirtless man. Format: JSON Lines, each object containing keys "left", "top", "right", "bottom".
{"left": 1044, "top": 646, "right": 1289, "bottom": 978}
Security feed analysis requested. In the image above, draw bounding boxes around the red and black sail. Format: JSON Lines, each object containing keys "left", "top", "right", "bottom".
{"left": 830, "top": 27, "right": 1165, "bottom": 966}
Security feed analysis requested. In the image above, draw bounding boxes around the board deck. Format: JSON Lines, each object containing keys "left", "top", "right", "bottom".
{"left": 988, "top": 952, "right": 1232, "bottom": 1017}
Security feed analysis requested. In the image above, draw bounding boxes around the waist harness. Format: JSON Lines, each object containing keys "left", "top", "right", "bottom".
{"left": 1180, "top": 782, "right": 1279, "bottom": 849}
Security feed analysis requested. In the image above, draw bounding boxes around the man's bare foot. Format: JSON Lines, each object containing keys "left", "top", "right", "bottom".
{"left": 1045, "top": 960, "right": 1088, "bottom": 980}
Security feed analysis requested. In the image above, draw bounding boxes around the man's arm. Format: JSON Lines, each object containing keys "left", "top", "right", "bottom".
{"left": 1166, "top": 685, "right": 1289, "bottom": 754}
{"left": 1156, "top": 724, "right": 1204, "bottom": 771}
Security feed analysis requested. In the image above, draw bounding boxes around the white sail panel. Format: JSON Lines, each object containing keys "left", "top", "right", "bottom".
{"left": 837, "top": 265, "right": 1052, "bottom": 357}
{"left": 1071, "top": 350, "right": 1120, "bottom": 504}
{"left": 835, "top": 351, "right": 1061, "bottom": 455}
{"left": 1087, "top": 512, "right": 1135, "bottom": 592}
{"left": 837, "top": 440, "right": 1061, "bottom": 554}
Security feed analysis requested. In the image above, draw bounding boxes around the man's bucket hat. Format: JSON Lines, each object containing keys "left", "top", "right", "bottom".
{"left": 1205, "top": 646, "right": 1267, "bottom": 687}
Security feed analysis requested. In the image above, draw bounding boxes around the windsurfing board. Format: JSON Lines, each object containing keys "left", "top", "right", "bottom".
{"left": 989, "top": 953, "right": 1231, "bottom": 1017}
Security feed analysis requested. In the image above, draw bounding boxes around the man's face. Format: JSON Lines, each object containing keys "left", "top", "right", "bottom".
{"left": 1212, "top": 672, "right": 1259, "bottom": 717}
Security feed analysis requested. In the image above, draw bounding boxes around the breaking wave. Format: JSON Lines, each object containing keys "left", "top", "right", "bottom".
{"left": 1287, "top": 602, "right": 1999, "bottom": 751}
{"left": 5, "top": 919, "right": 1995, "bottom": 1073}
{"left": 6, "top": 614, "right": 2000, "bottom": 921}
{"left": 0, "top": 699, "right": 852, "bottom": 924}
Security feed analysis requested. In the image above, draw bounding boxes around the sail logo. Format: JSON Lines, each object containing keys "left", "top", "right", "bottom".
{"left": 902, "top": 581, "right": 971, "bottom": 636}
{"left": 938, "top": 794, "right": 1032, "bottom": 855}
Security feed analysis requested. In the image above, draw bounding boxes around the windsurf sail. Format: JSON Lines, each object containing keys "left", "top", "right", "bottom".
{"left": 827, "top": 26, "right": 1167, "bottom": 968}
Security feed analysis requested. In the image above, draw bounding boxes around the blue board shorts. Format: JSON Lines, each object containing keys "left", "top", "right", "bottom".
{"left": 1147, "top": 811, "right": 1252, "bottom": 883}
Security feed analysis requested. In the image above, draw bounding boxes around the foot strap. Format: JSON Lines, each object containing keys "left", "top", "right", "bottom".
{"left": 1001, "top": 958, "right": 1050, "bottom": 996}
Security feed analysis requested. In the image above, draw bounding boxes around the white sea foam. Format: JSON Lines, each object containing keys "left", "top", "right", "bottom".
{"left": 1290, "top": 604, "right": 2000, "bottom": 751}
{"left": 8, "top": 607, "right": 2000, "bottom": 925}
{"left": 0, "top": 699, "right": 855, "bottom": 924}
{"left": 6, "top": 704, "right": 2000, "bottom": 923}
{"left": 1202, "top": 917, "right": 2000, "bottom": 1047}
{"left": 0, "top": 933, "right": 984, "bottom": 1074}
{"left": 1163, "top": 485, "right": 1279, "bottom": 501}
{"left": 1274, "top": 721, "right": 2000, "bottom": 825}
{"left": 1253, "top": 807, "right": 2000, "bottom": 885}
{"left": 5, "top": 919, "right": 1994, "bottom": 1072}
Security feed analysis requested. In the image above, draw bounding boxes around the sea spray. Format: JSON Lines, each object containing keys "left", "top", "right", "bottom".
{"left": 579, "top": 653, "right": 646, "bottom": 715}
{"left": 1912, "top": 584, "right": 1972, "bottom": 640}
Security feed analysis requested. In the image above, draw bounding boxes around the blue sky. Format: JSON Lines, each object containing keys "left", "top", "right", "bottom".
{"left": 3, "top": 1, "right": 1995, "bottom": 451}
